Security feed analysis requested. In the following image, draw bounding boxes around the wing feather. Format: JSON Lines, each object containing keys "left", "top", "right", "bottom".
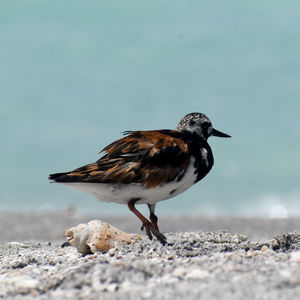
{"left": 49, "top": 130, "right": 191, "bottom": 188}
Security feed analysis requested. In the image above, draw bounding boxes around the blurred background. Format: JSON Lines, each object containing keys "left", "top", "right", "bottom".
{"left": 1, "top": 1, "right": 299, "bottom": 218}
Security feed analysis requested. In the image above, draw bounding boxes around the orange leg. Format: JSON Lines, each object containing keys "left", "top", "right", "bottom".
{"left": 128, "top": 199, "right": 166, "bottom": 245}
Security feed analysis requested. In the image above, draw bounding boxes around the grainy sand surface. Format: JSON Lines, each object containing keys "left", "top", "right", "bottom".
{"left": 1, "top": 211, "right": 300, "bottom": 299}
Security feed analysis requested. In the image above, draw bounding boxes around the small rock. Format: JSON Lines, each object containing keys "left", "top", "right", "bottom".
{"left": 260, "top": 245, "right": 269, "bottom": 252}
{"left": 172, "top": 267, "right": 187, "bottom": 278}
{"left": 186, "top": 269, "right": 210, "bottom": 280}
{"left": 108, "top": 247, "right": 118, "bottom": 256}
{"left": 107, "top": 283, "right": 118, "bottom": 292}
{"left": 1, "top": 275, "right": 39, "bottom": 290}
{"left": 290, "top": 251, "right": 300, "bottom": 263}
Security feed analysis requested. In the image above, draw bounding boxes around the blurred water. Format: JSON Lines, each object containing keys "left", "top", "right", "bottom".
{"left": 1, "top": 1, "right": 300, "bottom": 217}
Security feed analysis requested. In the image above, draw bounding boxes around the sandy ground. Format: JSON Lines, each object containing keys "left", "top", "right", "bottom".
{"left": 1, "top": 210, "right": 300, "bottom": 299}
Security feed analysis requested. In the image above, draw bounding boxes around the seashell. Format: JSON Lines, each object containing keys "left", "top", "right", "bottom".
{"left": 65, "top": 220, "right": 136, "bottom": 255}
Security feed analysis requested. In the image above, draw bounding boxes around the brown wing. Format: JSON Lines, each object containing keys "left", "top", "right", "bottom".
{"left": 49, "top": 130, "right": 191, "bottom": 188}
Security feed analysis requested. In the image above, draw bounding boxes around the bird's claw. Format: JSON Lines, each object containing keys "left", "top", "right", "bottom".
{"left": 151, "top": 227, "right": 167, "bottom": 245}
{"left": 141, "top": 222, "right": 167, "bottom": 245}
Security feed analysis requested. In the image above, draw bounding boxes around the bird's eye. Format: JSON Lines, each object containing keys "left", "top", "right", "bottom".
{"left": 202, "top": 122, "right": 209, "bottom": 128}
{"left": 189, "top": 120, "right": 195, "bottom": 126}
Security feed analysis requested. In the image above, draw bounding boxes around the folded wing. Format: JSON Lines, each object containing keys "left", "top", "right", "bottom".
{"left": 49, "top": 130, "right": 191, "bottom": 188}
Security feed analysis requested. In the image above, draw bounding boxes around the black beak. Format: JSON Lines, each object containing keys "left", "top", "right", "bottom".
{"left": 211, "top": 128, "right": 231, "bottom": 138}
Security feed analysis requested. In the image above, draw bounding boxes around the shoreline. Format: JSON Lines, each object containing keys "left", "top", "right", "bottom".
{"left": 1, "top": 210, "right": 300, "bottom": 243}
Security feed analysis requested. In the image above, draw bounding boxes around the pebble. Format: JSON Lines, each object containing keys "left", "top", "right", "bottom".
{"left": 260, "top": 245, "right": 269, "bottom": 252}
{"left": 186, "top": 269, "right": 210, "bottom": 280}
{"left": 172, "top": 267, "right": 187, "bottom": 278}
{"left": 290, "top": 251, "right": 300, "bottom": 263}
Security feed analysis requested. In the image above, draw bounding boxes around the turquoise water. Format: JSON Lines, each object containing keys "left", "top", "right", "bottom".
{"left": 1, "top": 1, "right": 300, "bottom": 217}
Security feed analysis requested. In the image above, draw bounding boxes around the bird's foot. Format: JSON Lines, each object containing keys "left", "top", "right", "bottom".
{"left": 141, "top": 222, "right": 167, "bottom": 245}
{"left": 151, "top": 227, "right": 167, "bottom": 245}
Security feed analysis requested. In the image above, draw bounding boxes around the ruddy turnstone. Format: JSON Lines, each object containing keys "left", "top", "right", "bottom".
{"left": 49, "top": 112, "right": 230, "bottom": 245}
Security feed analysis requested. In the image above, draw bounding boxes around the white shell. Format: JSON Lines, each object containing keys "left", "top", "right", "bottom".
{"left": 65, "top": 220, "right": 136, "bottom": 255}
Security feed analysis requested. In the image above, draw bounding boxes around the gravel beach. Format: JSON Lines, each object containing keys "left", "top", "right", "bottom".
{"left": 1, "top": 211, "right": 300, "bottom": 299}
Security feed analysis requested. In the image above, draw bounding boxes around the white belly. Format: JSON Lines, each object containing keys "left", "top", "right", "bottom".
{"left": 59, "top": 158, "right": 197, "bottom": 205}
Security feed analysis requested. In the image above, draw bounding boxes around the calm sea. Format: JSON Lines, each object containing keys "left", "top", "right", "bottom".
{"left": 1, "top": 1, "right": 300, "bottom": 217}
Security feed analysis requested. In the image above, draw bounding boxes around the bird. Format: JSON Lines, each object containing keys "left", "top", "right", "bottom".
{"left": 49, "top": 112, "right": 231, "bottom": 245}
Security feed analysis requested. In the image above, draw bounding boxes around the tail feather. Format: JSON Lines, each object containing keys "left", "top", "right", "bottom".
{"left": 49, "top": 163, "right": 100, "bottom": 183}
{"left": 48, "top": 172, "right": 71, "bottom": 182}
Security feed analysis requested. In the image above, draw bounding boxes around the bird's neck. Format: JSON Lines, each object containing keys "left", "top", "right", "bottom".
{"left": 184, "top": 134, "right": 214, "bottom": 184}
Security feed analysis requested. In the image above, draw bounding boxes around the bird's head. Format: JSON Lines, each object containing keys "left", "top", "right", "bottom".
{"left": 176, "top": 112, "right": 231, "bottom": 140}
